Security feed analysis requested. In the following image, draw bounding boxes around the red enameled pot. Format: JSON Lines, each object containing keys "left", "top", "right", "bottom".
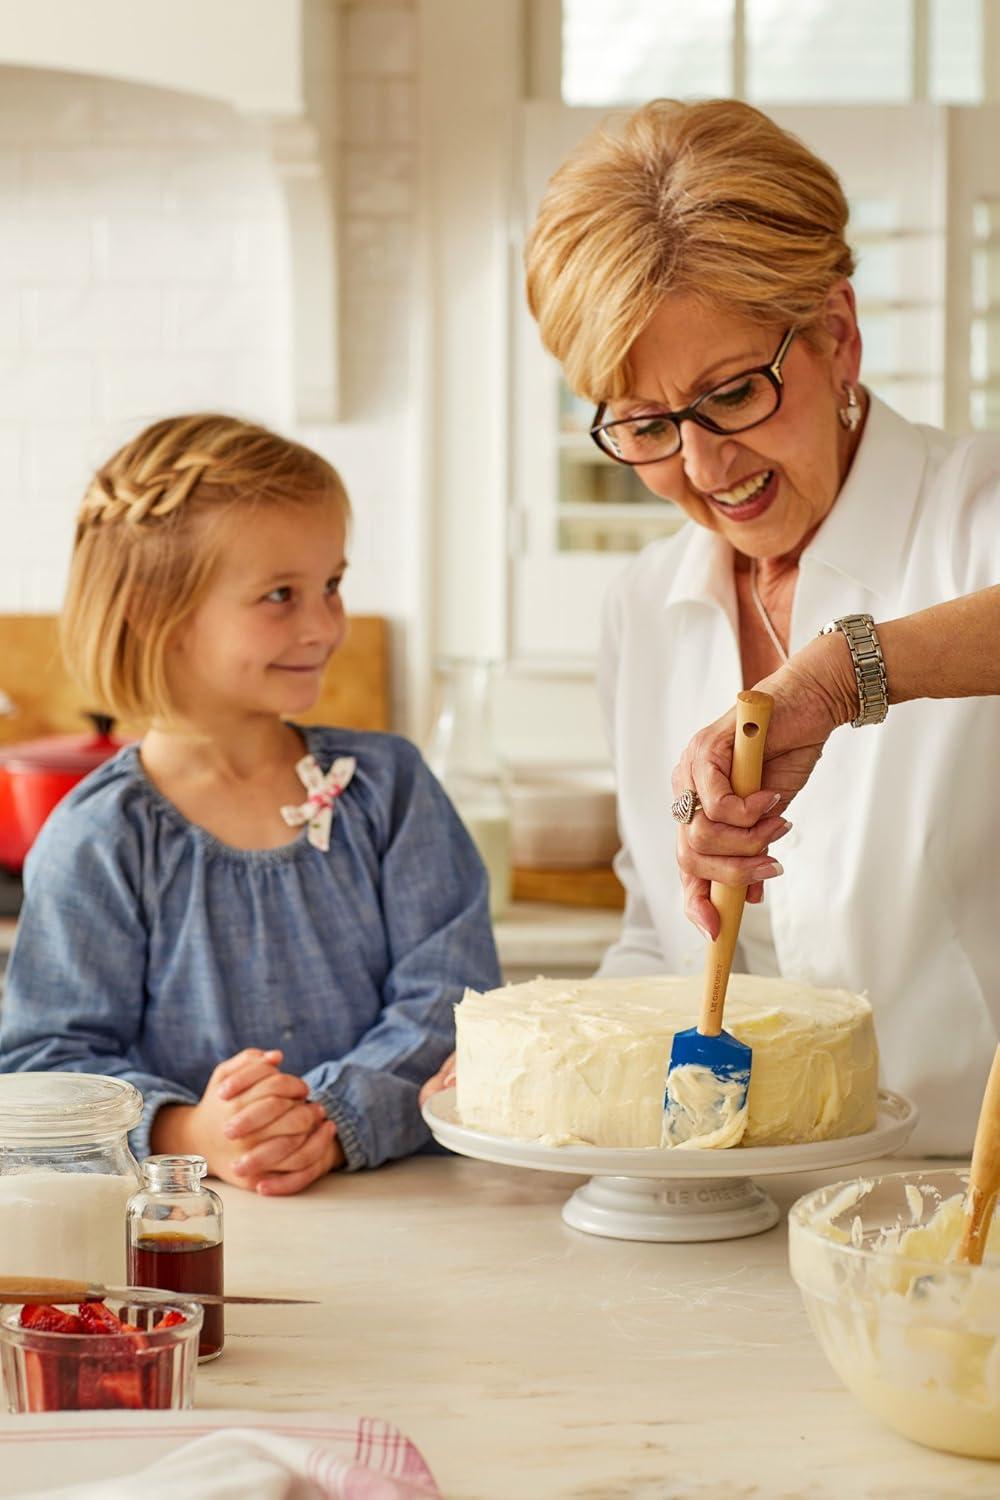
{"left": 0, "top": 714, "right": 124, "bottom": 873}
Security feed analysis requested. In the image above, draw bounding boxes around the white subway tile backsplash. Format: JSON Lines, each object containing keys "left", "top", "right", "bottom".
{"left": 0, "top": 356, "right": 93, "bottom": 423}
{"left": 25, "top": 286, "right": 162, "bottom": 354}
{"left": 345, "top": 5, "right": 415, "bottom": 78}
{"left": 0, "top": 29, "right": 419, "bottom": 626}
{"left": 232, "top": 358, "right": 294, "bottom": 426}
{"left": 26, "top": 148, "right": 165, "bottom": 216}
{"left": 232, "top": 219, "right": 288, "bottom": 282}
{"left": 0, "top": 289, "right": 20, "bottom": 353}
{"left": 19, "top": 561, "right": 72, "bottom": 614}
{"left": 0, "top": 426, "right": 21, "bottom": 496}
{"left": 166, "top": 286, "right": 287, "bottom": 355}
{"left": 98, "top": 219, "right": 237, "bottom": 283}
{"left": 23, "top": 423, "right": 111, "bottom": 499}
{"left": 162, "top": 147, "right": 278, "bottom": 214}
{"left": 98, "top": 354, "right": 243, "bottom": 425}
{"left": 0, "top": 222, "right": 93, "bottom": 284}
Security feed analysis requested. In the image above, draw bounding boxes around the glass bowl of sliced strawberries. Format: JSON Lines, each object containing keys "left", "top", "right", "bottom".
{"left": 0, "top": 1297, "right": 203, "bottom": 1412}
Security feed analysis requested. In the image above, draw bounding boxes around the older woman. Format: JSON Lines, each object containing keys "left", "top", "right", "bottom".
{"left": 515, "top": 97, "right": 999, "bottom": 1154}
{"left": 419, "top": 99, "right": 999, "bottom": 1152}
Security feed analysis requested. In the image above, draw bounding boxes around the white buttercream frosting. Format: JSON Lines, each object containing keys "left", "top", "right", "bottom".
{"left": 455, "top": 973, "right": 878, "bottom": 1148}
{"left": 791, "top": 1185, "right": 1000, "bottom": 1458}
{"left": 660, "top": 1063, "right": 749, "bottom": 1149}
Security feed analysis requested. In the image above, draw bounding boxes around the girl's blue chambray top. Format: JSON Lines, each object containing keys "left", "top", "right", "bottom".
{"left": 0, "top": 726, "right": 501, "bottom": 1168}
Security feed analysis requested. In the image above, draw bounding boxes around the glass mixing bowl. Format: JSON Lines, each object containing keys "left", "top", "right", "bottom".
{"left": 789, "top": 1168, "right": 1000, "bottom": 1459}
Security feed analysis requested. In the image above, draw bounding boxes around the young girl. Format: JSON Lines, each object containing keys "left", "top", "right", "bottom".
{"left": 0, "top": 414, "right": 501, "bottom": 1195}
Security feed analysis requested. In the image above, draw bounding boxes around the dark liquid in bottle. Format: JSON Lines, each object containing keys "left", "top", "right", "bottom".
{"left": 129, "top": 1233, "right": 224, "bottom": 1359}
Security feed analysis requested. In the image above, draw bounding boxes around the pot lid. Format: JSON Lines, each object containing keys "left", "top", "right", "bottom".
{"left": 0, "top": 715, "right": 123, "bottom": 775}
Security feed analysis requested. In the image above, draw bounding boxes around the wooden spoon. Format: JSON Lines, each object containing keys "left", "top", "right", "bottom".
{"left": 956, "top": 1043, "right": 1000, "bottom": 1265}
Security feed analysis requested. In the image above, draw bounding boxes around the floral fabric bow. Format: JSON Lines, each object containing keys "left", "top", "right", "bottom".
{"left": 280, "top": 754, "right": 356, "bottom": 852}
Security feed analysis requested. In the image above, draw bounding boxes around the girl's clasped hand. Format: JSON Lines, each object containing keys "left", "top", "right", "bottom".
{"left": 158, "top": 1048, "right": 343, "bottom": 1195}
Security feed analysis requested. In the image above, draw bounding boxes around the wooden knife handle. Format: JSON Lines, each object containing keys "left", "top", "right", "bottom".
{"left": 0, "top": 1276, "right": 95, "bottom": 1303}
{"left": 958, "top": 1043, "right": 1000, "bottom": 1265}
{"left": 698, "top": 690, "right": 774, "bottom": 1036}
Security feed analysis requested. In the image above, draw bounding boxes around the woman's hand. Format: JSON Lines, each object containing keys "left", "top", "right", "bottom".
{"left": 672, "top": 636, "right": 858, "bottom": 940}
{"left": 419, "top": 1053, "right": 456, "bottom": 1107}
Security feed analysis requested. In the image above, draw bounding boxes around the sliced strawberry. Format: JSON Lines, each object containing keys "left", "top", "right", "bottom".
{"left": 21, "top": 1350, "right": 63, "bottom": 1411}
{"left": 19, "top": 1303, "right": 84, "bottom": 1334}
{"left": 77, "top": 1300, "right": 126, "bottom": 1336}
{"left": 151, "top": 1310, "right": 185, "bottom": 1330}
{"left": 95, "top": 1368, "right": 143, "bottom": 1409}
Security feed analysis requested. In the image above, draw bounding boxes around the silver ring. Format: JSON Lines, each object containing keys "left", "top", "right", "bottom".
{"left": 671, "top": 788, "right": 701, "bottom": 825}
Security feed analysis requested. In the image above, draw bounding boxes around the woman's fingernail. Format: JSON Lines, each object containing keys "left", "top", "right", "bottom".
{"left": 223, "top": 1122, "right": 238, "bottom": 1138}
{"left": 775, "top": 819, "right": 793, "bottom": 836}
{"left": 754, "top": 860, "right": 783, "bottom": 878}
{"left": 696, "top": 924, "right": 712, "bottom": 941}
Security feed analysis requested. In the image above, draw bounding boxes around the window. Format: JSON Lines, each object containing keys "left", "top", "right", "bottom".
{"left": 561, "top": 0, "right": 984, "bottom": 105}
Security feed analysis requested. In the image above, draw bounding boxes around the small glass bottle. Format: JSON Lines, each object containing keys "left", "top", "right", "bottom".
{"left": 126, "top": 1154, "right": 224, "bottom": 1362}
{"left": 425, "top": 657, "right": 512, "bottom": 920}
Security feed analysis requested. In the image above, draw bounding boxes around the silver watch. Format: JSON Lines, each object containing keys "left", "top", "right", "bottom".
{"left": 817, "top": 613, "right": 889, "bottom": 727}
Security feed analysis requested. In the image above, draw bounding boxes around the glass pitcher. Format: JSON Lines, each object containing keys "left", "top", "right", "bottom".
{"left": 425, "top": 658, "right": 511, "bottom": 920}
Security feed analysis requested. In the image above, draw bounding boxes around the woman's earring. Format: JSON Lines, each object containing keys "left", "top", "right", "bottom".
{"left": 838, "top": 384, "right": 861, "bottom": 431}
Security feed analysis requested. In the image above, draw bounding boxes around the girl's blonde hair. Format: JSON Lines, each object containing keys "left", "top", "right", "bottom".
{"left": 62, "top": 413, "right": 350, "bottom": 724}
{"left": 524, "top": 98, "right": 856, "bottom": 402}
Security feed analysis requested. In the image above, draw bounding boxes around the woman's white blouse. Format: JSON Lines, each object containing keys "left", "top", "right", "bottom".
{"left": 597, "top": 395, "right": 1000, "bottom": 1155}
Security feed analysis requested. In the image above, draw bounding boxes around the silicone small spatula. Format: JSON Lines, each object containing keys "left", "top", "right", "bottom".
{"left": 663, "top": 689, "right": 773, "bottom": 1147}
{"left": 956, "top": 1043, "right": 1000, "bottom": 1265}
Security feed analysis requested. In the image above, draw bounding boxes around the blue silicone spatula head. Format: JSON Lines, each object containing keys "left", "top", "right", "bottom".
{"left": 661, "top": 690, "right": 773, "bottom": 1148}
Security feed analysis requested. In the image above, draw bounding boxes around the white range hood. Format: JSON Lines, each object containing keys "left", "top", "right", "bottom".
{"left": 0, "top": 0, "right": 305, "bottom": 116}
{"left": 0, "top": 0, "right": 338, "bottom": 422}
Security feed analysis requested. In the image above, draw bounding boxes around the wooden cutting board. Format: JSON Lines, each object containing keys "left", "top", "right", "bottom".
{"left": 0, "top": 614, "right": 390, "bottom": 744}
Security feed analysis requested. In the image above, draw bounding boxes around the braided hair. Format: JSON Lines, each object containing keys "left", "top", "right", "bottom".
{"left": 62, "top": 413, "right": 349, "bottom": 725}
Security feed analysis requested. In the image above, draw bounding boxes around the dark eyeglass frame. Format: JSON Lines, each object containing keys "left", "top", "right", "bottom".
{"left": 590, "top": 327, "right": 796, "bottom": 466}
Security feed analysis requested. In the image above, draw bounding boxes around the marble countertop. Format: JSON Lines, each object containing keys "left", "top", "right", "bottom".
{"left": 182, "top": 1152, "right": 993, "bottom": 1499}
{"left": 0, "top": 903, "right": 621, "bottom": 972}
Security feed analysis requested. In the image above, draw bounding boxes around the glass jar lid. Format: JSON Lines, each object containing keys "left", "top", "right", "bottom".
{"left": 0, "top": 1072, "right": 143, "bottom": 1144}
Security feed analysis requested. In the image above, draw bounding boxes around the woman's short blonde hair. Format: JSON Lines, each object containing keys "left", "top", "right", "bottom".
{"left": 62, "top": 413, "right": 350, "bottom": 725}
{"left": 524, "top": 98, "right": 856, "bottom": 402}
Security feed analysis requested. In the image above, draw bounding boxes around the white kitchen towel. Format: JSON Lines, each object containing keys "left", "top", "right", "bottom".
{"left": 0, "top": 1415, "right": 440, "bottom": 1500}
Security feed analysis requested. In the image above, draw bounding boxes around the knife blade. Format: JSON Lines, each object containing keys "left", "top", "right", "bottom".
{"left": 0, "top": 1275, "right": 317, "bottom": 1307}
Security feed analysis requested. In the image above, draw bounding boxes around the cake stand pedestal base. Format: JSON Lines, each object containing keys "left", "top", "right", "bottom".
{"left": 562, "top": 1173, "right": 780, "bottom": 1242}
{"left": 421, "top": 1089, "right": 918, "bottom": 1244}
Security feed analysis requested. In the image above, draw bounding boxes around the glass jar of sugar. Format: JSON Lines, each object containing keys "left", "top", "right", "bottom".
{"left": 0, "top": 1073, "right": 143, "bottom": 1286}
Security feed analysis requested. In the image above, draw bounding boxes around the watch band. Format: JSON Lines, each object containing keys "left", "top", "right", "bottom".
{"left": 817, "top": 613, "right": 889, "bottom": 727}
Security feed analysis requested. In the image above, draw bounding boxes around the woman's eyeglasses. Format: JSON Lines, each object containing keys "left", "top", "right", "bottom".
{"left": 590, "top": 328, "right": 796, "bottom": 466}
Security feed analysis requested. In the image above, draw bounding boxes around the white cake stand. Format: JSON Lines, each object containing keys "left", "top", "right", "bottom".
{"left": 422, "top": 1088, "right": 918, "bottom": 1243}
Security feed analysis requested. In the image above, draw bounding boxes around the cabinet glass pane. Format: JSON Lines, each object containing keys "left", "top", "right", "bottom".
{"left": 562, "top": 0, "right": 732, "bottom": 105}
{"left": 929, "top": 0, "right": 981, "bottom": 103}
{"left": 747, "top": 0, "right": 910, "bottom": 102}
{"left": 970, "top": 199, "right": 1000, "bottom": 431}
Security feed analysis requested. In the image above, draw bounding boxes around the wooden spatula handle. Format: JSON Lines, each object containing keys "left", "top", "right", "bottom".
{"left": 0, "top": 1276, "right": 94, "bottom": 1303}
{"left": 957, "top": 1043, "right": 1000, "bottom": 1265}
{"left": 698, "top": 690, "right": 774, "bottom": 1036}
